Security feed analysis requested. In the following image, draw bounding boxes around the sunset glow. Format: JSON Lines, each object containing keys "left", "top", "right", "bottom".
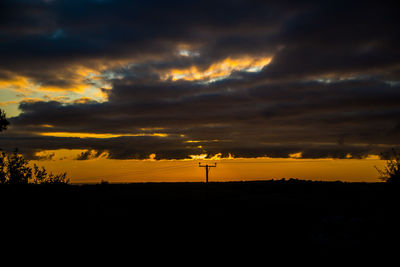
{"left": 1, "top": 0, "right": 399, "bottom": 184}
{"left": 28, "top": 150, "right": 386, "bottom": 184}
{"left": 2, "top": 1, "right": 399, "bottom": 250}
{"left": 161, "top": 56, "right": 272, "bottom": 82}
{"left": 38, "top": 132, "right": 169, "bottom": 138}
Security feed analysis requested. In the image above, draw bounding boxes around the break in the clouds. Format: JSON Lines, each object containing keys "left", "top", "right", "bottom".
{"left": 1, "top": 0, "right": 399, "bottom": 160}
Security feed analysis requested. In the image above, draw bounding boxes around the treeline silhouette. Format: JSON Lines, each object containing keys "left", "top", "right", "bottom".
{"left": 376, "top": 148, "right": 400, "bottom": 184}
{"left": 0, "top": 149, "right": 69, "bottom": 185}
{"left": 0, "top": 109, "right": 69, "bottom": 185}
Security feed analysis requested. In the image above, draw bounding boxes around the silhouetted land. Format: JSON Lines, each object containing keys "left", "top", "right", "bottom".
{"left": 1, "top": 179, "right": 397, "bottom": 254}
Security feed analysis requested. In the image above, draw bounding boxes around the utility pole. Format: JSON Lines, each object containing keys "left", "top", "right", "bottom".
{"left": 199, "top": 162, "right": 217, "bottom": 183}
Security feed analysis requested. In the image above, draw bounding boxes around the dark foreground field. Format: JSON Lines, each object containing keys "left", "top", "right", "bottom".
{"left": 1, "top": 179, "right": 397, "bottom": 255}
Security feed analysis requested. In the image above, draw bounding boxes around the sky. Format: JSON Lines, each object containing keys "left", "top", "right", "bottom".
{"left": 0, "top": 0, "right": 399, "bottom": 183}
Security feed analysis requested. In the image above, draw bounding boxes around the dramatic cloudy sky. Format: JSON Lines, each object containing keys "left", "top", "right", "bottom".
{"left": 0, "top": 0, "right": 399, "bottom": 181}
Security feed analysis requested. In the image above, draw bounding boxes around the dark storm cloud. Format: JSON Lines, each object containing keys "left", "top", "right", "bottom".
{"left": 1, "top": 0, "right": 400, "bottom": 160}
{"left": 0, "top": 134, "right": 204, "bottom": 160}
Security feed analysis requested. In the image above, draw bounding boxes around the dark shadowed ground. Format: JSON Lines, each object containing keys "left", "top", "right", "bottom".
{"left": 1, "top": 180, "right": 397, "bottom": 256}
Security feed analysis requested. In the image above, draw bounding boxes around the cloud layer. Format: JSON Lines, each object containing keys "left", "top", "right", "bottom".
{"left": 1, "top": 0, "right": 399, "bottom": 160}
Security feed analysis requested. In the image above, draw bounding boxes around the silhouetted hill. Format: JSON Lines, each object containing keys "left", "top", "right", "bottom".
{"left": 0, "top": 179, "right": 396, "bottom": 255}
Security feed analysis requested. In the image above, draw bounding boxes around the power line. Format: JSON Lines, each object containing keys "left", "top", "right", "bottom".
{"left": 81, "top": 159, "right": 325, "bottom": 182}
{"left": 218, "top": 160, "right": 327, "bottom": 164}
{"left": 83, "top": 161, "right": 195, "bottom": 181}
{"left": 198, "top": 162, "right": 217, "bottom": 183}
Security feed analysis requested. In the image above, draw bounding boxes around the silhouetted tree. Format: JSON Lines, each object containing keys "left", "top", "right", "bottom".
{"left": 7, "top": 149, "right": 32, "bottom": 184}
{"left": 0, "top": 109, "right": 69, "bottom": 185}
{"left": 0, "top": 109, "right": 9, "bottom": 132}
{"left": 0, "top": 151, "right": 7, "bottom": 184}
{"left": 376, "top": 148, "right": 400, "bottom": 184}
{"left": 0, "top": 150, "right": 69, "bottom": 185}
{"left": 0, "top": 111, "right": 7, "bottom": 182}
{"left": 33, "top": 164, "right": 69, "bottom": 184}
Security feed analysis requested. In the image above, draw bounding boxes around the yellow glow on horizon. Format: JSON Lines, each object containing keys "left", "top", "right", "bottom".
{"left": 29, "top": 150, "right": 387, "bottom": 184}
{"left": 38, "top": 132, "right": 169, "bottom": 138}
{"left": 161, "top": 56, "right": 272, "bottom": 82}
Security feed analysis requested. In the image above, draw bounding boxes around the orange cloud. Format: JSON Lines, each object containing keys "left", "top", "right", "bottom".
{"left": 73, "top": 97, "right": 97, "bottom": 104}
{"left": 0, "top": 100, "right": 20, "bottom": 106}
{"left": 38, "top": 132, "right": 169, "bottom": 138}
{"left": 0, "top": 75, "right": 35, "bottom": 91}
{"left": 161, "top": 56, "right": 272, "bottom": 82}
{"left": 0, "top": 64, "right": 113, "bottom": 93}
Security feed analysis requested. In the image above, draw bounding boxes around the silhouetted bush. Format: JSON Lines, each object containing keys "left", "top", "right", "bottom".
{"left": 0, "top": 109, "right": 9, "bottom": 132}
{"left": 0, "top": 150, "right": 69, "bottom": 185}
{"left": 376, "top": 148, "right": 400, "bottom": 184}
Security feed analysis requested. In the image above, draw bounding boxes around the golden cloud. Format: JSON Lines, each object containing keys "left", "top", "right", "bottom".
{"left": 161, "top": 56, "right": 272, "bottom": 82}
{"left": 38, "top": 132, "right": 169, "bottom": 138}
